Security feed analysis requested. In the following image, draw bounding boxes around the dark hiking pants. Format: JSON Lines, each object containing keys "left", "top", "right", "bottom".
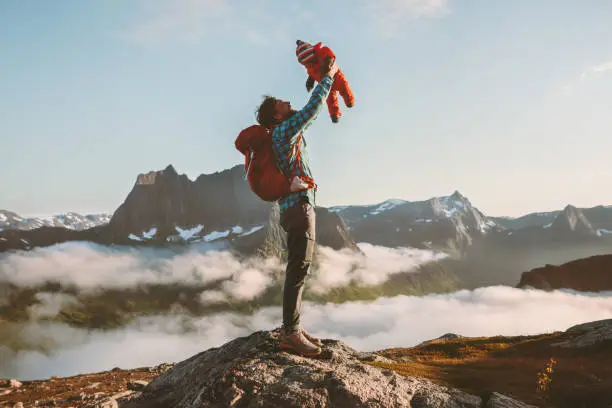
{"left": 279, "top": 202, "right": 316, "bottom": 333}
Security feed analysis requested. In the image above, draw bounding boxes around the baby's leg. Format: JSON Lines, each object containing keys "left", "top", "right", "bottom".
{"left": 335, "top": 70, "right": 355, "bottom": 107}
{"left": 326, "top": 89, "right": 341, "bottom": 122}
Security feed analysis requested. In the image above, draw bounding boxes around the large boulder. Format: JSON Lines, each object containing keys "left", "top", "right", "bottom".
{"left": 124, "top": 329, "right": 534, "bottom": 408}
{"left": 552, "top": 318, "right": 612, "bottom": 348}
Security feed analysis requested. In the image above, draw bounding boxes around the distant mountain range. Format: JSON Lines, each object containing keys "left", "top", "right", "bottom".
{"left": 3, "top": 171, "right": 611, "bottom": 251}
{"left": 0, "top": 210, "right": 110, "bottom": 231}
{"left": 2, "top": 164, "right": 612, "bottom": 252}
{"left": 1, "top": 163, "right": 611, "bottom": 291}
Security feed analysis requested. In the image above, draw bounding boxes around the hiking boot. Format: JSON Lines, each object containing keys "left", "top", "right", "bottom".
{"left": 331, "top": 115, "right": 340, "bottom": 123}
{"left": 301, "top": 329, "right": 322, "bottom": 347}
{"left": 346, "top": 102, "right": 354, "bottom": 108}
{"left": 280, "top": 330, "right": 321, "bottom": 357}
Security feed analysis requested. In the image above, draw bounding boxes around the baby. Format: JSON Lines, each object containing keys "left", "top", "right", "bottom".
{"left": 296, "top": 40, "right": 355, "bottom": 123}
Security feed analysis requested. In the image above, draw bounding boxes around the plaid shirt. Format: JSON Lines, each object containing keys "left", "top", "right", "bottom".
{"left": 271, "top": 75, "right": 334, "bottom": 214}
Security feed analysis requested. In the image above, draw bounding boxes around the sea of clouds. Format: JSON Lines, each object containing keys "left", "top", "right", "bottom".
{"left": 1, "top": 242, "right": 612, "bottom": 380}
{"left": 0, "top": 241, "right": 448, "bottom": 300}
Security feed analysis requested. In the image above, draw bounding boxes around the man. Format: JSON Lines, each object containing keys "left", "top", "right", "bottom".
{"left": 255, "top": 59, "right": 339, "bottom": 356}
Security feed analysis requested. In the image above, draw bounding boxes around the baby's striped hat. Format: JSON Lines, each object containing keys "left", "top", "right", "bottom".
{"left": 296, "top": 40, "right": 315, "bottom": 64}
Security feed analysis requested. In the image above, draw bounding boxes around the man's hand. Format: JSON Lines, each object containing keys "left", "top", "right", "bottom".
{"left": 327, "top": 61, "right": 339, "bottom": 78}
{"left": 320, "top": 56, "right": 339, "bottom": 79}
{"left": 306, "top": 76, "right": 315, "bottom": 92}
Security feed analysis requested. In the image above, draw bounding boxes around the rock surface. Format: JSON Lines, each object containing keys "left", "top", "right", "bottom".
{"left": 552, "top": 318, "right": 612, "bottom": 348}
{"left": 124, "top": 329, "right": 533, "bottom": 408}
{"left": 484, "top": 392, "right": 538, "bottom": 408}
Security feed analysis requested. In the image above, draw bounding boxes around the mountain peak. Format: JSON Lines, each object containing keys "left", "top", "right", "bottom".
{"left": 450, "top": 190, "right": 466, "bottom": 200}
{"left": 562, "top": 204, "right": 578, "bottom": 213}
{"left": 550, "top": 204, "right": 595, "bottom": 235}
{"left": 136, "top": 164, "right": 183, "bottom": 185}
{"left": 163, "top": 164, "right": 178, "bottom": 175}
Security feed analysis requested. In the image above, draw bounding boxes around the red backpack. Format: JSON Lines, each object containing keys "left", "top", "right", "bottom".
{"left": 235, "top": 124, "right": 292, "bottom": 202}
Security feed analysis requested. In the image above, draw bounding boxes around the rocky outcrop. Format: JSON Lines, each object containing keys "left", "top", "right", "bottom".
{"left": 485, "top": 392, "right": 537, "bottom": 408}
{"left": 124, "top": 329, "right": 533, "bottom": 408}
{"left": 517, "top": 254, "right": 612, "bottom": 291}
{"left": 552, "top": 318, "right": 612, "bottom": 348}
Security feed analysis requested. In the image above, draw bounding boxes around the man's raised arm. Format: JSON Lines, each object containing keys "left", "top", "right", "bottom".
{"left": 275, "top": 63, "right": 339, "bottom": 142}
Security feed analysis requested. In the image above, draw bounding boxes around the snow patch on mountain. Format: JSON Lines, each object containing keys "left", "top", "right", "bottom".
{"left": 127, "top": 224, "right": 265, "bottom": 244}
{"left": 369, "top": 199, "right": 407, "bottom": 216}
{"left": 329, "top": 199, "right": 409, "bottom": 217}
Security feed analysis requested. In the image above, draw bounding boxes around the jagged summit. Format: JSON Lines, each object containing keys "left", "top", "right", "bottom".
{"left": 162, "top": 163, "right": 178, "bottom": 175}
{"left": 550, "top": 204, "right": 596, "bottom": 236}
{"left": 449, "top": 190, "right": 466, "bottom": 200}
{"left": 135, "top": 163, "right": 188, "bottom": 185}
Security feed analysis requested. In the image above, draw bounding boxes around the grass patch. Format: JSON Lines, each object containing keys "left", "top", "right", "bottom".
{"left": 369, "top": 332, "right": 612, "bottom": 407}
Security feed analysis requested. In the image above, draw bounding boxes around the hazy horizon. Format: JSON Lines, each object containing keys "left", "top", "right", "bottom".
{"left": 2, "top": 163, "right": 611, "bottom": 220}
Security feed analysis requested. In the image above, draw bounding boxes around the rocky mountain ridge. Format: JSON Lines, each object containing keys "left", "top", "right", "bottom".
{"left": 330, "top": 190, "right": 501, "bottom": 253}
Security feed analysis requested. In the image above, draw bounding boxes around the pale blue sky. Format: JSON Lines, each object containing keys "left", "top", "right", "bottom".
{"left": 2, "top": 0, "right": 611, "bottom": 217}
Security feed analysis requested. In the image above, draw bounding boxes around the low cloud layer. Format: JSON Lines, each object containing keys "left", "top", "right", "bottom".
{"left": 2, "top": 286, "right": 611, "bottom": 381}
{"left": 0, "top": 242, "right": 444, "bottom": 301}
